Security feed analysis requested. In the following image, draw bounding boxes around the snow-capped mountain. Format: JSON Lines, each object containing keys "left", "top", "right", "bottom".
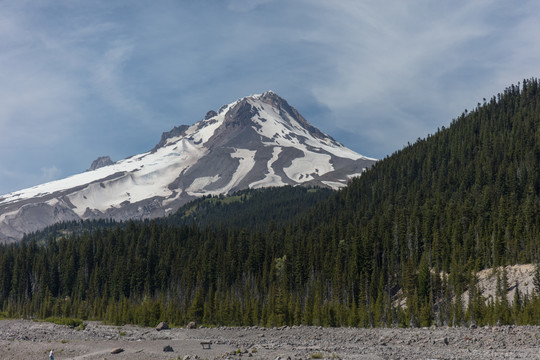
{"left": 0, "top": 91, "right": 376, "bottom": 243}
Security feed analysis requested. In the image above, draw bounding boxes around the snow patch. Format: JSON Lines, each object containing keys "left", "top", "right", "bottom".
{"left": 188, "top": 148, "right": 256, "bottom": 196}
{"left": 183, "top": 100, "right": 240, "bottom": 146}
{"left": 220, "top": 148, "right": 256, "bottom": 193}
{"left": 284, "top": 151, "right": 333, "bottom": 183}
{"left": 250, "top": 146, "right": 286, "bottom": 188}
{"left": 321, "top": 180, "right": 347, "bottom": 190}
{"left": 187, "top": 175, "right": 221, "bottom": 194}
{"left": 1, "top": 135, "right": 206, "bottom": 216}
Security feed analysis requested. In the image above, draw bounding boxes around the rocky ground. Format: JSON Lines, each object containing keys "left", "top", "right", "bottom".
{"left": 1, "top": 319, "right": 540, "bottom": 359}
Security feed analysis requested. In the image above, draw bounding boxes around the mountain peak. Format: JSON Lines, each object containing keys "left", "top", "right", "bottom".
{"left": 249, "top": 91, "right": 334, "bottom": 143}
{"left": 0, "top": 91, "right": 376, "bottom": 243}
{"left": 253, "top": 90, "right": 277, "bottom": 99}
{"left": 249, "top": 90, "right": 282, "bottom": 104}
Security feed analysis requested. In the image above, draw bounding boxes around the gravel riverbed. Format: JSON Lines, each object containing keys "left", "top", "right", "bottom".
{"left": 1, "top": 319, "right": 539, "bottom": 359}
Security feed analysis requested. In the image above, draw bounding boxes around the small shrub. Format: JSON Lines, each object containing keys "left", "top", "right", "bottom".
{"left": 311, "top": 353, "right": 323, "bottom": 359}
{"left": 44, "top": 317, "right": 83, "bottom": 328}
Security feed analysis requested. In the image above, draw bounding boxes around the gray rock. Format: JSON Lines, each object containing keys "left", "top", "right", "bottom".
{"left": 156, "top": 321, "right": 169, "bottom": 331}
{"left": 187, "top": 321, "right": 197, "bottom": 329}
{"left": 88, "top": 156, "right": 115, "bottom": 171}
{"left": 434, "top": 337, "right": 449, "bottom": 345}
{"left": 205, "top": 110, "right": 218, "bottom": 120}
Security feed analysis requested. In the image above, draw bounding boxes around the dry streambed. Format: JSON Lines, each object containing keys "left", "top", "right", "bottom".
{"left": 1, "top": 319, "right": 539, "bottom": 359}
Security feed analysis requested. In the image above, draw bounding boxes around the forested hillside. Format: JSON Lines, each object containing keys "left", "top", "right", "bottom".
{"left": 23, "top": 186, "right": 333, "bottom": 243}
{"left": 0, "top": 80, "right": 538, "bottom": 328}
{"left": 165, "top": 186, "right": 333, "bottom": 230}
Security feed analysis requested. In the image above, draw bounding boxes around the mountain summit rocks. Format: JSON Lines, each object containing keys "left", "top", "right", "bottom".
{"left": 87, "top": 156, "right": 115, "bottom": 171}
{"left": 0, "top": 92, "right": 376, "bottom": 243}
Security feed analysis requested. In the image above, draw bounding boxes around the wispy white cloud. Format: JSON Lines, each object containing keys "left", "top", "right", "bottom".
{"left": 288, "top": 0, "right": 540, "bottom": 153}
{"left": 0, "top": 0, "right": 539, "bottom": 194}
{"left": 40, "top": 165, "right": 61, "bottom": 183}
{"left": 0, "top": 3, "right": 114, "bottom": 192}
{"left": 91, "top": 38, "right": 155, "bottom": 120}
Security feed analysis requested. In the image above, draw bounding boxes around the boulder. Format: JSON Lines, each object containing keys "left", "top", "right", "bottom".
{"left": 163, "top": 345, "right": 174, "bottom": 352}
{"left": 111, "top": 348, "right": 124, "bottom": 354}
{"left": 187, "top": 321, "right": 197, "bottom": 329}
{"left": 156, "top": 321, "right": 169, "bottom": 331}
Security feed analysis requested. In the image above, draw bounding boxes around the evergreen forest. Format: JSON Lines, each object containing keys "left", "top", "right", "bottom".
{"left": 0, "top": 79, "right": 539, "bottom": 328}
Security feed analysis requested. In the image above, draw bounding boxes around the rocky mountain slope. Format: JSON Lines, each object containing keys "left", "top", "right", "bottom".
{"left": 0, "top": 91, "right": 375, "bottom": 243}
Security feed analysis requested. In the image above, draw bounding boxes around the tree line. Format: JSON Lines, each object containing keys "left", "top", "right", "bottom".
{"left": 0, "top": 79, "right": 538, "bottom": 327}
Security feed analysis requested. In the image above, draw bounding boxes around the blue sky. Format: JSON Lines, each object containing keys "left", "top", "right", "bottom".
{"left": 1, "top": 0, "right": 540, "bottom": 195}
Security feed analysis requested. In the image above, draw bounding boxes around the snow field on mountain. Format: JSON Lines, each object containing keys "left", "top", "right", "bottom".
{"left": 1, "top": 134, "right": 207, "bottom": 216}
{"left": 182, "top": 101, "right": 236, "bottom": 146}
{"left": 249, "top": 146, "right": 287, "bottom": 189}
{"left": 186, "top": 175, "right": 221, "bottom": 195}
{"left": 0, "top": 161, "right": 134, "bottom": 206}
{"left": 284, "top": 151, "right": 333, "bottom": 182}
{"left": 251, "top": 98, "right": 366, "bottom": 162}
{"left": 187, "top": 148, "right": 257, "bottom": 196}
{"left": 68, "top": 140, "right": 206, "bottom": 215}
{"left": 252, "top": 99, "right": 311, "bottom": 148}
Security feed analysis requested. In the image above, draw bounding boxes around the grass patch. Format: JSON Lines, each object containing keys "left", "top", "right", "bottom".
{"left": 182, "top": 194, "right": 250, "bottom": 218}
{"left": 42, "top": 317, "right": 84, "bottom": 328}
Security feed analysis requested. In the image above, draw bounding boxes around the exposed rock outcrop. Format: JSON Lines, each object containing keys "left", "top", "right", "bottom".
{"left": 87, "top": 156, "right": 114, "bottom": 171}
